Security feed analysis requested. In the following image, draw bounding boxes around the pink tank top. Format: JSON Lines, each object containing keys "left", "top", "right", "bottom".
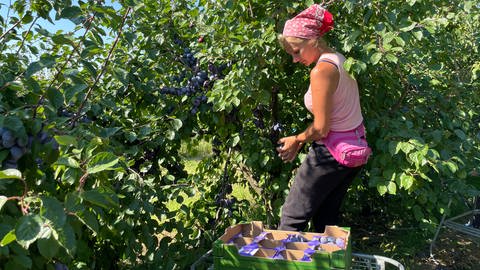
{"left": 304, "top": 52, "right": 363, "bottom": 132}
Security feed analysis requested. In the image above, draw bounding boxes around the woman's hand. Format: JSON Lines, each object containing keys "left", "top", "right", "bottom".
{"left": 276, "top": 136, "right": 303, "bottom": 163}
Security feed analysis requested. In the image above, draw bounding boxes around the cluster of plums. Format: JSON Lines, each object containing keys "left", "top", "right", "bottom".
{"left": 0, "top": 127, "right": 58, "bottom": 169}
{"left": 252, "top": 107, "right": 265, "bottom": 129}
{"left": 160, "top": 46, "right": 230, "bottom": 114}
{"left": 58, "top": 107, "right": 92, "bottom": 123}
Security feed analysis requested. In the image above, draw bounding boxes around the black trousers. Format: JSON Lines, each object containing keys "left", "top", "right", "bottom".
{"left": 279, "top": 142, "right": 362, "bottom": 233}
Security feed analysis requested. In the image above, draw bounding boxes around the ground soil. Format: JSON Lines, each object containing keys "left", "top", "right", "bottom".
{"left": 411, "top": 228, "right": 480, "bottom": 270}
{"left": 352, "top": 226, "right": 480, "bottom": 270}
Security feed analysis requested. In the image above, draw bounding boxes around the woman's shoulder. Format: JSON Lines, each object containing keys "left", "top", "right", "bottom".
{"left": 319, "top": 52, "right": 346, "bottom": 64}
{"left": 310, "top": 59, "right": 340, "bottom": 81}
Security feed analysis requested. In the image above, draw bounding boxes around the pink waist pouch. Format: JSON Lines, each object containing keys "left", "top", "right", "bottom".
{"left": 322, "top": 123, "right": 372, "bottom": 167}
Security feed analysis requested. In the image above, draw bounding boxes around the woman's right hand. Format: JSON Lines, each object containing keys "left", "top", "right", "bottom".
{"left": 277, "top": 136, "right": 303, "bottom": 162}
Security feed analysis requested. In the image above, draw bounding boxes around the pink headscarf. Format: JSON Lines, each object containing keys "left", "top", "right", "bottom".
{"left": 282, "top": 4, "right": 334, "bottom": 39}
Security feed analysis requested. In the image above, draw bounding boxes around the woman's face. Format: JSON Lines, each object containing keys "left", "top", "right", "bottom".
{"left": 284, "top": 37, "right": 320, "bottom": 66}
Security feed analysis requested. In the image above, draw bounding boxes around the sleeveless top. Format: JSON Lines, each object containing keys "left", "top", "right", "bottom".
{"left": 304, "top": 52, "right": 363, "bottom": 132}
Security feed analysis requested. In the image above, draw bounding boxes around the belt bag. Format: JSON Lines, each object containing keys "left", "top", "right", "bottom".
{"left": 322, "top": 124, "right": 372, "bottom": 167}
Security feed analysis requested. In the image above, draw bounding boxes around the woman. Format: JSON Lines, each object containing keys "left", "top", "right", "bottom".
{"left": 276, "top": 4, "right": 368, "bottom": 233}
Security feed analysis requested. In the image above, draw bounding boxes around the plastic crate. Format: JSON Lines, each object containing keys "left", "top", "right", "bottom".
{"left": 212, "top": 221, "right": 352, "bottom": 270}
{"left": 191, "top": 250, "right": 405, "bottom": 270}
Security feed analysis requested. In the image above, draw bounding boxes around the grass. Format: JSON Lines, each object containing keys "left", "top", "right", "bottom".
{"left": 179, "top": 139, "right": 213, "bottom": 160}
{"left": 231, "top": 183, "right": 256, "bottom": 203}
{"left": 184, "top": 159, "right": 200, "bottom": 174}
{"left": 164, "top": 139, "right": 212, "bottom": 211}
{"left": 164, "top": 190, "right": 201, "bottom": 211}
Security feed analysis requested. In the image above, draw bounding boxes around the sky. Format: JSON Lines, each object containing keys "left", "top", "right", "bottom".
{"left": 0, "top": 0, "right": 121, "bottom": 35}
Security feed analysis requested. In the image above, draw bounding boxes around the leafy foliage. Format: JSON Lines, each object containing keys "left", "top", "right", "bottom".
{"left": 0, "top": 0, "right": 478, "bottom": 269}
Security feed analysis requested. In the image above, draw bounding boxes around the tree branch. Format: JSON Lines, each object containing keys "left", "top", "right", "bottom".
{"left": 322, "top": 0, "right": 337, "bottom": 7}
{"left": 33, "top": 13, "right": 97, "bottom": 119}
{"left": 6, "top": 177, "right": 29, "bottom": 215}
{"left": 77, "top": 172, "right": 89, "bottom": 192}
{"left": 70, "top": 7, "right": 132, "bottom": 127}
{"left": 0, "top": 71, "right": 25, "bottom": 92}
{"left": 237, "top": 163, "right": 263, "bottom": 196}
{"left": 0, "top": 14, "right": 24, "bottom": 42}
{"left": 390, "top": 64, "right": 413, "bottom": 113}
{"left": 16, "top": 16, "right": 38, "bottom": 55}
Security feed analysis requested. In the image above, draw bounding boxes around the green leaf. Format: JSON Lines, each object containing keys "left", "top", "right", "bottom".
{"left": 55, "top": 157, "right": 80, "bottom": 168}
{"left": 87, "top": 152, "right": 119, "bottom": 174}
{"left": 0, "top": 149, "right": 9, "bottom": 163}
{"left": 3, "top": 116, "right": 26, "bottom": 134}
{"left": 37, "top": 237, "right": 59, "bottom": 259}
{"left": 22, "top": 12, "right": 33, "bottom": 24}
{"left": 46, "top": 87, "right": 65, "bottom": 109}
{"left": 406, "top": 0, "right": 417, "bottom": 6}
{"left": 25, "top": 55, "right": 56, "bottom": 77}
{"left": 412, "top": 30, "right": 423, "bottom": 40}
{"left": 13, "top": 254, "right": 32, "bottom": 269}
{"left": 464, "top": 1, "right": 473, "bottom": 12}
{"left": 170, "top": 118, "right": 183, "bottom": 130}
{"left": 445, "top": 161, "right": 458, "bottom": 174}
{"left": 139, "top": 126, "right": 152, "bottom": 138}
{"left": 35, "top": 26, "right": 52, "bottom": 37}
{"left": 0, "top": 169, "right": 22, "bottom": 180}
{"left": 76, "top": 209, "right": 99, "bottom": 235}
{"left": 29, "top": 45, "right": 39, "bottom": 55}
{"left": 113, "top": 67, "right": 129, "bottom": 85}
{"left": 387, "top": 181, "right": 397, "bottom": 195}
{"left": 165, "top": 130, "right": 175, "bottom": 140}
{"left": 81, "top": 189, "right": 119, "bottom": 209}
{"left": 385, "top": 53, "right": 398, "bottom": 64}
{"left": 53, "top": 223, "right": 76, "bottom": 256}
{"left": 100, "top": 127, "right": 121, "bottom": 138}
{"left": 343, "top": 57, "right": 354, "bottom": 73}
{"left": 0, "top": 196, "right": 7, "bottom": 211}
{"left": 24, "top": 61, "right": 42, "bottom": 77}
{"left": 15, "top": 215, "right": 43, "bottom": 249}
{"left": 62, "top": 167, "right": 82, "bottom": 185}
{"left": 412, "top": 205, "right": 424, "bottom": 221}
{"left": 370, "top": 52, "right": 382, "bottom": 65}
{"left": 41, "top": 197, "right": 66, "bottom": 227}
{"left": 400, "top": 174, "right": 414, "bottom": 190}
{"left": 52, "top": 34, "right": 74, "bottom": 45}
{"left": 394, "top": 36, "right": 405, "bottom": 47}
{"left": 60, "top": 6, "right": 82, "bottom": 19}
{"left": 343, "top": 30, "right": 361, "bottom": 52}
{"left": 81, "top": 60, "right": 98, "bottom": 77}
{"left": 399, "top": 22, "right": 416, "bottom": 32}
{"left": 54, "top": 135, "right": 77, "bottom": 146}
{"left": 38, "top": 224, "right": 52, "bottom": 239}
{"left": 0, "top": 230, "right": 16, "bottom": 246}
{"left": 65, "top": 192, "right": 84, "bottom": 212}
{"left": 454, "top": 129, "right": 466, "bottom": 140}
{"left": 231, "top": 135, "right": 240, "bottom": 147}
{"left": 399, "top": 142, "right": 415, "bottom": 154}
{"left": 377, "top": 184, "right": 388, "bottom": 196}
{"left": 388, "top": 141, "right": 398, "bottom": 155}
{"left": 408, "top": 152, "right": 423, "bottom": 168}
{"left": 64, "top": 83, "right": 88, "bottom": 102}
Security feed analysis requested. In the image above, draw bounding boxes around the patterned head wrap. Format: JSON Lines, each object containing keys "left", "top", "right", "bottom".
{"left": 282, "top": 4, "right": 334, "bottom": 39}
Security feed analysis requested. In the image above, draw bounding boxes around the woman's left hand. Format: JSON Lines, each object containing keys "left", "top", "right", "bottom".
{"left": 277, "top": 136, "right": 302, "bottom": 163}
